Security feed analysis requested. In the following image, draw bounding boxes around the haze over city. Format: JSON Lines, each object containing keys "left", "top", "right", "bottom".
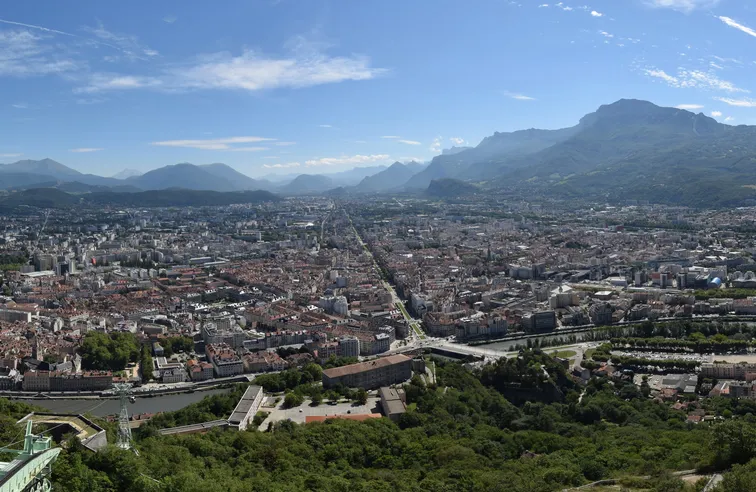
{"left": 2, "top": 0, "right": 756, "bottom": 176}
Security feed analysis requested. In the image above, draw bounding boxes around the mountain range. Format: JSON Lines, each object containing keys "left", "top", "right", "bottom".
{"left": 7, "top": 99, "right": 756, "bottom": 207}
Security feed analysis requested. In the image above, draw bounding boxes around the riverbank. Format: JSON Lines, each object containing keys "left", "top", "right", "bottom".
{"left": 11, "top": 388, "right": 233, "bottom": 417}
{"left": 0, "top": 374, "right": 252, "bottom": 400}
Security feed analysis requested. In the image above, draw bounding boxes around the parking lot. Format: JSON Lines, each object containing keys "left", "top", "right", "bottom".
{"left": 259, "top": 397, "right": 382, "bottom": 427}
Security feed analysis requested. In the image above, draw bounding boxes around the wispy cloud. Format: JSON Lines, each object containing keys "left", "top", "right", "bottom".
{"left": 449, "top": 137, "right": 466, "bottom": 145}
{"left": 151, "top": 136, "right": 275, "bottom": 150}
{"left": 0, "top": 153, "right": 22, "bottom": 158}
{"left": 69, "top": 147, "right": 103, "bottom": 153}
{"left": 163, "top": 15, "right": 177, "bottom": 24}
{"left": 645, "top": 0, "right": 720, "bottom": 12}
{"left": 11, "top": 103, "right": 27, "bottom": 109}
{"left": 644, "top": 67, "right": 747, "bottom": 93}
{"left": 304, "top": 154, "right": 390, "bottom": 167}
{"left": 503, "top": 91, "right": 536, "bottom": 101}
{"left": 274, "top": 141, "right": 296, "bottom": 146}
{"left": 590, "top": 10, "right": 603, "bottom": 17}
{"left": 397, "top": 139, "right": 421, "bottom": 145}
{"left": 711, "top": 110, "right": 723, "bottom": 116}
{"left": 599, "top": 31, "right": 614, "bottom": 38}
{"left": 644, "top": 69, "right": 678, "bottom": 83}
{"left": 0, "top": 18, "right": 75, "bottom": 37}
{"left": 75, "top": 74, "right": 163, "bottom": 93}
{"left": 719, "top": 16, "right": 756, "bottom": 39}
{"left": 0, "top": 30, "right": 81, "bottom": 77}
{"left": 715, "top": 97, "right": 756, "bottom": 107}
{"left": 678, "top": 69, "right": 747, "bottom": 92}
{"left": 76, "top": 97, "right": 106, "bottom": 105}
{"left": 81, "top": 22, "right": 159, "bottom": 61}
{"left": 226, "top": 147, "right": 269, "bottom": 152}
{"left": 319, "top": 124, "right": 333, "bottom": 128}
{"left": 381, "top": 135, "right": 400, "bottom": 139}
{"left": 725, "top": 116, "right": 735, "bottom": 122}
{"left": 82, "top": 38, "right": 386, "bottom": 94}
{"left": 430, "top": 136, "right": 443, "bottom": 153}
{"left": 675, "top": 103, "right": 703, "bottom": 109}
{"left": 263, "top": 162, "right": 300, "bottom": 169}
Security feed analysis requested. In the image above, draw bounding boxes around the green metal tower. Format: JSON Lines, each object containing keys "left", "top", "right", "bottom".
{"left": 0, "top": 421, "right": 61, "bottom": 492}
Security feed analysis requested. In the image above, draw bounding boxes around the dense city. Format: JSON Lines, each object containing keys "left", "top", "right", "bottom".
{"left": 4, "top": 197, "right": 756, "bottom": 489}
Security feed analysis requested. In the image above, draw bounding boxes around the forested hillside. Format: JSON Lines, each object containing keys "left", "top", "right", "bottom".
{"left": 4, "top": 352, "right": 756, "bottom": 490}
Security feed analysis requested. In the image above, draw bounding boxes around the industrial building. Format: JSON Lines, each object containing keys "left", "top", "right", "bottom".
{"left": 322, "top": 355, "right": 412, "bottom": 390}
{"left": 228, "top": 385, "right": 264, "bottom": 431}
{"left": 378, "top": 386, "right": 406, "bottom": 421}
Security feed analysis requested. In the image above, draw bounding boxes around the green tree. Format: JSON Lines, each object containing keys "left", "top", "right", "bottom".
{"left": 140, "top": 345, "right": 154, "bottom": 382}
{"left": 356, "top": 388, "right": 368, "bottom": 405}
{"left": 283, "top": 392, "right": 304, "bottom": 409}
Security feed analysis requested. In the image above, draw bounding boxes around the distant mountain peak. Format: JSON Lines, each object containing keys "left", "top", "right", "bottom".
{"left": 0, "top": 158, "right": 82, "bottom": 178}
{"left": 111, "top": 168, "right": 142, "bottom": 179}
{"left": 442, "top": 146, "right": 472, "bottom": 156}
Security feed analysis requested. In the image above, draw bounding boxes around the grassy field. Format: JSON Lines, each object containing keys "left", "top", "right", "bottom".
{"left": 549, "top": 349, "right": 577, "bottom": 359}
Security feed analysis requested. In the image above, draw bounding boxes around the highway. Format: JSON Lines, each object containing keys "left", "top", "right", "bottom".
{"left": 345, "top": 209, "right": 427, "bottom": 341}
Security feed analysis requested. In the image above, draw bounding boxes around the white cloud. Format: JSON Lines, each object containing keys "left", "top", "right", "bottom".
{"left": 11, "top": 103, "right": 27, "bottom": 109}
{"left": 0, "top": 153, "right": 22, "bottom": 158}
{"left": 538, "top": 3, "right": 549, "bottom": 7}
{"left": 711, "top": 110, "right": 723, "bottom": 116}
{"left": 719, "top": 16, "right": 756, "bottom": 39}
{"left": 430, "top": 136, "right": 443, "bottom": 153}
{"left": 263, "top": 162, "right": 300, "bottom": 169}
{"left": 0, "top": 18, "right": 75, "bottom": 37}
{"left": 715, "top": 97, "right": 756, "bottom": 107}
{"left": 226, "top": 146, "right": 269, "bottom": 152}
{"left": 0, "top": 30, "right": 81, "bottom": 77}
{"left": 675, "top": 104, "right": 703, "bottom": 109}
{"left": 76, "top": 97, "right": 106, "bottom": 105}
{"left": 399, "top": 157, "right": 424, "bottom": 162}
{"left": 644, "top": 68, "right": 678, "bottom": 84}
{"left": 503, "top": 91, "right": 536, "bottom": 100}
{"left": 304, "top": 154, "right": 390, "bottom": 167}
{"left": 163, "top": 15, "right": 177, "bottom": 24}
{"left": 81, "top": 22, "right": 159, "bottom": 61}
{"left": 162, "top": 39, "right": 384, "bottom": 93}
{"left": 397, "top": 139, "right": 421, "bottom": 145}
{"left": 590, "top": 10, "right": 603, "bottom": 17}
{"left": 599, "top": 31, "right": 614, "bottom": 38}
{"left": 274, "top": 141, "right": 296, "bottom": 146}
{"left": 449, "top": 137, "right": 466, "bottom": 145}
{"left": 725, "top": 116, "right": 735, "bottom": 122}
{"left": 713, "top": 55, "right": 743, "bottom": 65}
{"left": 645, "top": 0, "right": 720, "bottom": 12}
{"left": 678, "top": 70, "right": 747, "bottom": 92}
{"left": 644, "top": 67, "right": 748, "bottom": 93}
{"left": 75, "top": 74, "right": 163, "bottom": 93}
{"left": 381, "top": 135, "right": 400, "bottom": 139}
{"left": 69, "top": 147, "right": 103, "bottom": 153}
{"left": 319, "top": 124, "right": 333, "bottom": 128}
{"left": 151, "top": 136, "right": 275, "bottom": 150}
{"left": 555, "top": 2, "right": 573, "bottom": 10}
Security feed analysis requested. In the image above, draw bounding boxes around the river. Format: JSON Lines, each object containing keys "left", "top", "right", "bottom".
{"left": 14, "top": 388, "right": 232, "bottom": 417}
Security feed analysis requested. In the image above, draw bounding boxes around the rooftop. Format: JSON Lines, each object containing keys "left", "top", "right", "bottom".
{"left": 322, "top": 355, "right": 411, "bottom": 379}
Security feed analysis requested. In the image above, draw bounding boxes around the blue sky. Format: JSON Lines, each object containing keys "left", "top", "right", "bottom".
{"left": 2, "top": 0, "right": 756, "bottom": 176}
